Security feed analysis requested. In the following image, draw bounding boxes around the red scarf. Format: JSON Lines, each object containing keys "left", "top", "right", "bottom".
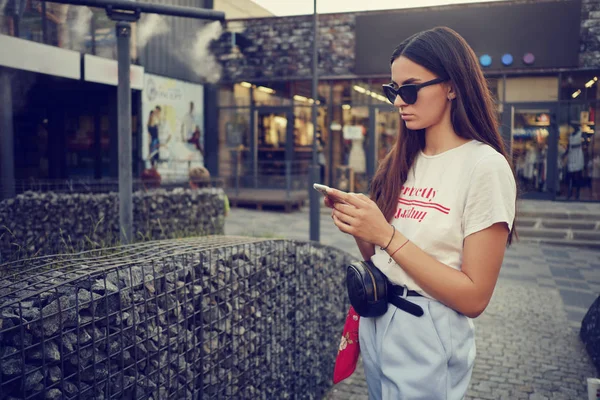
{"left": 333, "top": 306, "right": 360, "bottom": 384}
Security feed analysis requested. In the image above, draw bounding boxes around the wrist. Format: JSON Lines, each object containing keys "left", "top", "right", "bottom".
{"left": 378, "top": 224, "right": 395, "bottom": 249}
{"left": 386, "top": 231, "right": 407, "bottom": 253}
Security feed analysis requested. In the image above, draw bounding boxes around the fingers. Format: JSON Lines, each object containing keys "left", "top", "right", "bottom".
{"left": 356, "top": 193, "right": 371, "bottom": 201}
{"left": 332, "top": 209, "right": 354, "bottom": 226}
{"left": 332, "top": 214, "right": 352, "bottom": 234}
{"left": 333, "top": 202, "right": 359, "bottom": 217}
{"left": 327, "top": 189, "right": 365, "bottom": 207}
{"left": 325, "top": 188, "right": 347, "bottom": 202}
{"left": 324, "top": 196, "right": 334, "bottom": 209}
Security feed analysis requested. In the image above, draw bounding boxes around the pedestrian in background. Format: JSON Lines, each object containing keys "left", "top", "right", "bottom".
{"left": 189, "top": 167, "right": 230, "bottom": 217}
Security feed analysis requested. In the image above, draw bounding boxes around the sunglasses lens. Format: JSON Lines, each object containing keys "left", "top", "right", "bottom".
{"left": 383, "top": 86, "right": 397, "bottom": 104}
{"left": 399, "top": 86, "right": 418, "bottom": 104}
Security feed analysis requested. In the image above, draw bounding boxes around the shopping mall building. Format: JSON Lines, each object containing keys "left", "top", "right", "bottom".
{"left": 0, "top": 0, "right": 599, "bottom": 202}
{"left": 0, "top": 0, "right": 271, "bottom": 196}
{"left": 214, "top": 0, "right": 600, "bottom": 201}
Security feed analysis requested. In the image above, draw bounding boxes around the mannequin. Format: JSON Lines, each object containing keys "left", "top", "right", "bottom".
{"left": 348, "top": 126, "right": 366, "bottom": 175}
{"left": 565, "top": 123, "right": 584, "bottom": 200}
{"left": 523, "top": 142, "right": 537, "bottom": 183}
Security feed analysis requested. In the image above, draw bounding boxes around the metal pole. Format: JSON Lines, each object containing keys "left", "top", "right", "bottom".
{"left": 0, "top": 69, "right": 15, "bottom": 199}
{"left": 309, "top": 0, "right": 320, "bottom": 242}
{"left": 117, "top": 21, "right": 133, "bottom": 243}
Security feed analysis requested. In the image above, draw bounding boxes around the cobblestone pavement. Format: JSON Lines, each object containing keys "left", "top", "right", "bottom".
{"left": 225, "top": 205, "right": 600, "bottom": 399}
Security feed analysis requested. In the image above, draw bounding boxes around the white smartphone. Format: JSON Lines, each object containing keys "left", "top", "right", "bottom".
{"left": 313, "top": 183, "right": 330, "bottom": 196}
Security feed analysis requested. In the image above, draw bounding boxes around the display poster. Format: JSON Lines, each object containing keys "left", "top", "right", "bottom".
{"left": 142, "top": 73, "right": 204, "bottom": 178}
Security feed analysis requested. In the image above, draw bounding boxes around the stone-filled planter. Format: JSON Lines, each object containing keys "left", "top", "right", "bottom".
{"left": 0, "top": 237, "right": 353, "bottom": 399}
{"left": 0, "top": 189, "right": 226, "bottom": 262}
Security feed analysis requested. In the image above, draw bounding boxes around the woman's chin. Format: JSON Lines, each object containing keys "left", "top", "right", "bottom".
{"left": 404, "top": 121, "right": 425, "bottom": 131}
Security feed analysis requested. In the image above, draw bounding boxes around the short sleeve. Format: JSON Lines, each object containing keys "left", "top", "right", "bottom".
{"left": 462, "top": 153, "right": 517, "bottom": 239}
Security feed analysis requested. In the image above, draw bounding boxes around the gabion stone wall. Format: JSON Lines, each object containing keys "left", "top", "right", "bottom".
{"left": 0, "top": 236, "right": 353, "bottom": 400}
{"left": 0, "top": 188, "right": 226, "bottom": 262}
{"left": 581, "top": 0, "right": 600, "bottom": 68}
{"left": 213, "top": 13, "right": 355, "bottom": 81}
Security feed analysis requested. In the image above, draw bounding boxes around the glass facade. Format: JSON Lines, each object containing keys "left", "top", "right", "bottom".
{"left": 219, "top": 71, "right": 600, "bottom": 201}
{"left": 0, "top": 4, "right": 119, "bottom": 59}
{"left": 557, "top": 101, "right": 600, "bottom": 201}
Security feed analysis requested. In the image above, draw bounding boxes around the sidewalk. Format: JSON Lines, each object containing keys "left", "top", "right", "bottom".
{"left": 225, "top": 206, "right": 600, "bottom": 399}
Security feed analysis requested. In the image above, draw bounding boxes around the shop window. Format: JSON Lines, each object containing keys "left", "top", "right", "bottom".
{"left": 332, "top": 81, "right": 351, "bottom": 106}
{"left": 218, "top": 108, "right": 251, "bottom": 181}
{"left": 560, "top": 71, "right": 600, "bottom": 102}
{"left": 91, "top": 8, "right": 115, "bottom": 58}
{"left": 334, "top": 105, "right": 369, "bottom": 192}
{"left": 219, "top": 84, "right": 251, "bottom": 107}
{"left": 0, "top": 0, "right": 15, "bottom": 36}
{"left": 252, "top": 81, "right": 292, "bottom": 106}
{"left": 18, "top": 1, "right": 44, "bottom": 44}
{"left": 557, "top": 102, "right": 600, "bottom": 200}
{"left": 366, "top": 78, "right": 395, "bottom": 107}
{"left": 293, "top": 106, "right": 319, "bottom": 147}
{"left": 318, "top": 83, "right": 331, "bottom": 105}
{"left": 219, "top": 86, "right": 234, "bottom": 107}
{"left": 288, "top": 81, "right": 330, "bottom": 106}
{"left": 511, "top": 109, "right": 552, "bottom": 196}
{"left": 500, "top": 76, "right": 558, "bottom": 103}
{"left": 44, "top": 4, "right": 94, "bottom": 53}
{"left": 350, "top": 79, "right": 376, "bottom": 106}
{"left": 331, "top": 80, "right": 383, "bottom": 106}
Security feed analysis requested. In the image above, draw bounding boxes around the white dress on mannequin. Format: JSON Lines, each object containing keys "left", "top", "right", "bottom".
{"left": 348, "top": 136, "right": 366, "bottom": 174}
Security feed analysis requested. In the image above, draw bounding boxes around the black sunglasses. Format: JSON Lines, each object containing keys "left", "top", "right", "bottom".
{"left": 382, "top": 78, "right": 447, "bottom": 105}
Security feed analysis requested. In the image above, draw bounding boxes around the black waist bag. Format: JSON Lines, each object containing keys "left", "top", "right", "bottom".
{"left": 346, "top": 260, "right": 389, "bottom": 318}
{"left": 346, "top": 260, "right": 424, "bottom": 318}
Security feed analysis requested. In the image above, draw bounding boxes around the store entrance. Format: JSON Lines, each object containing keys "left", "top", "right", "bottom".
{"left": 504, "top": 103, "right": 559, "bottom": 200}
{"left": 254, "top": 106, "right": 300, "bottom": 189}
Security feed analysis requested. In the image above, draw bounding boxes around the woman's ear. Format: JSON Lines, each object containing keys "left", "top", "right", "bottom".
{"left": 447, "top": 84, "right": 457, "bottom": 101}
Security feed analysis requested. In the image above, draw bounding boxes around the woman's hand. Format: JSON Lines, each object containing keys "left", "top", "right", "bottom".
{"left": 327, "top": 188, "right": 395, "bottom": 248}
{"left": 323, "top": 195, "right": 335, "bottom": 209}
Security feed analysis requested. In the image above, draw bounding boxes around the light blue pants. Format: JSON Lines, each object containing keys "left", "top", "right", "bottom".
{"left": 359, "top": 296, "right": 476, "bottom": 400}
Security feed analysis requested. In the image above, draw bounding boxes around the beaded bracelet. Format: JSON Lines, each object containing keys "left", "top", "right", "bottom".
{"left": 380, "top": 225, "right": 395, "bottom": 251}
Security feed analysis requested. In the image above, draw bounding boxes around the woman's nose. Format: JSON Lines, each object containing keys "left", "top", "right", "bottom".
{"left": 393, "top": 94, "right": 406, "bottom": 108}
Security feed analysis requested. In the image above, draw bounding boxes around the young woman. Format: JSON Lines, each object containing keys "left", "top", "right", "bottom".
{"left": 325, "top": 27, "right": 517, "bottom": 399}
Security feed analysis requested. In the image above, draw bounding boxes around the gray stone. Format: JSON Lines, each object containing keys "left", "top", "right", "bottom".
{"left": 48, "top": 365, "right": 62, "bottom": 383}
{"left": 28, "top": 340, "right": 60, "bottom": 362}
{"left": 45, "top": 389, "right": 62, "bottom": 400}
{"left": 23, "top": 368, "right": 44, "bottom": 391}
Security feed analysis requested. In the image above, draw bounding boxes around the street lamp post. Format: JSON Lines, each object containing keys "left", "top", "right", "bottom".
{"left": 116, "top": 20, "right": 134, "bottom": 243}
{"left": 45, "top": 0, "right": 225, "bottom": 243}
{"left": 309, "top": 0, "right": 320, "bottom": 242}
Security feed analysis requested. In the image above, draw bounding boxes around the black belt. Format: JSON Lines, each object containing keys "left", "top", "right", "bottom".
{"left": 387, "top": 284, "right": 424, "bottom": 317}
{"left": 388, "top": 284, "right": 423, "bottom": 298}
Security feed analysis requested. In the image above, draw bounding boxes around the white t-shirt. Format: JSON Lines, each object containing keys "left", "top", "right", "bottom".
{"left": 371, "top": 140, "right": 517, "bottom": 298}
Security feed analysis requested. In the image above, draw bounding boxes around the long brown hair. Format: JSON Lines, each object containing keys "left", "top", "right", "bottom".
{"left": 370, "top": 27, "right": 517, "bottom": 245}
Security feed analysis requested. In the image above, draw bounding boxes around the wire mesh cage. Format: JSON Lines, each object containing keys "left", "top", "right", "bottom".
{"left": 0, "top": 236, "right": 352, "bottom": 399}
{"left": 0, "top": 183, "right": 227, "bottom": 263}
{"left": 5, "top": 177, "right": 224, "bottom": 197}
